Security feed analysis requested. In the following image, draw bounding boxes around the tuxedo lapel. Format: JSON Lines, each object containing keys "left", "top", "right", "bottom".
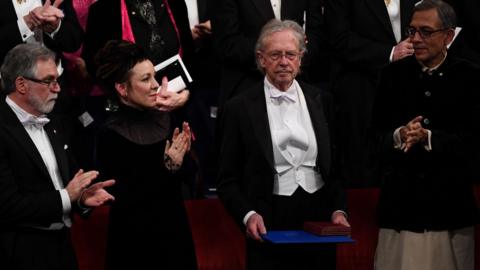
{"left": 246, "top": 85, "right": 275, "bottom": 170}
{"left": 365, "top": 0, "right": 396, "bottom": 40}
{"left": 197, "top": 0, "right": 208, "bottom": 22}
{"left": 302, "top": 85, "right": 331, "bottom": 177}
{"left": 400, "top": 0, "right": 417, "bottom": 38}
{"left": 249, "top": 0, "right": 275, "bottom": 21}
{"left": 0, "top": 101, "right": 52, "bottom": 181}
{"left": 44, "top": 124, "right": 69, "bottom": 185}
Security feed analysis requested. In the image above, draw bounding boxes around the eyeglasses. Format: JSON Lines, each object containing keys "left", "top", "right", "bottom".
{"left": 22, "top": 76, "right": 59, "bottom": 89}
{"left": 405, "top": 27, "right": 448, "bottom": 39}
{"left": 263, "top": 50, "right": 301, "bottom": 61}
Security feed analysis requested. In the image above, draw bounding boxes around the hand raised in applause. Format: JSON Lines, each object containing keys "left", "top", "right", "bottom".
{"left": 25, "top": 0, "right": 65, "bottom": 33}
{"left": 66, "top": 169, "right": 115, "bottom": 207}
{"left": 164, "top": 122, "right": 192, "bottom": 171}
{"left": 156, "top": 77, "right": 190, "bottom": 112}
{"left": 400, "top": 116, "right": 429, "bottom": 152}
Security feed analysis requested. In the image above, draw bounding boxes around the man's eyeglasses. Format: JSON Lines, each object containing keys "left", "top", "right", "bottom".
{"left": 263, "top": 50, "right": 302, "bottom": 61}
{"left": 22, "top": 76, "right": 59, "bottom": 89}
{"left": 405, "top": 27, "right": 448, "bottom": 39}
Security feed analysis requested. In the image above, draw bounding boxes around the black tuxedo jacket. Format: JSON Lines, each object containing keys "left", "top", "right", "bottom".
{"left": 0, "top": 0, "right": 83, "bottom": 64}
{"left": 0, "top": 98, "right": 75, "bottom": 229}
{"left": 212, "top": 0, "right": 324, "bottom": 106}
{"left": 82, "top": 0, "right": 194, "bottom": 77}
{"left": 326, "top": 0, "right": 416, "bottom": 72}
{"left": 217, "top": 81, "right": 346, "bottom": 227}
{"left": 0, "top": 97, "right": 80, "bottom": 268}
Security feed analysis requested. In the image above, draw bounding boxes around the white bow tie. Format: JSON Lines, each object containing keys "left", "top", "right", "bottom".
{"left": 270, "top": 90, "right": 297, "bottom": 103}
{"left": 22, "top": 115, "right": 50, "bottom": 128}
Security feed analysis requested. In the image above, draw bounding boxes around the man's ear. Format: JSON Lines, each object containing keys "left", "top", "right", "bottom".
{"left": 15, "top": 77, "right": 28, "bottom": 94}
{"left": 445, "top": 28, "right": 455, "bottom": 46}
{"left": 256, "top": 51, "right": 266, "bottom": 69}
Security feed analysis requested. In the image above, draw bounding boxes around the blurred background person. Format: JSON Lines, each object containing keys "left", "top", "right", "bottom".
{"left": 325, "top": 0, "right": 417, "bottom": 187}
{"left": 217, "top": 19, "right": 349, "bottom": 270}
{"left": 372, "top": 1, "right": 480, "bottom": 269}
{"left": 443, "top": 0, "right": 480, "bottom": 64}
{"left": 0, "top": 0, "right": 83, "bottom": 64}
{"left": 94, "top": 40, "right": 197, "bottom": 270}
{"left": 82, "top": 0, "right": 193, "bottom": 109}
{"left": 211, "top": 0, "right": 325, "bottom": 112}
{"left": 184, "top": 0, "right": 220, "bottom": 196}
{"left": 0, "top": 43, "right": 114, "bottom": 270}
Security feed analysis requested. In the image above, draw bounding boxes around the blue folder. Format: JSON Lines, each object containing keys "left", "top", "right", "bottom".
{"left": 262, "top": 230, "right": 354, "bottom": 244}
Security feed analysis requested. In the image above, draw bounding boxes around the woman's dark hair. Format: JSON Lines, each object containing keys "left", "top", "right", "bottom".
{"left": 95, "top": 40, "right": 148, "bottom": 97}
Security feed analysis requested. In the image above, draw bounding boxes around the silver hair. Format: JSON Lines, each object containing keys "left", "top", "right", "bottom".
{"left": 0, "top": 44, "right": 57, "bottom": 94}
{"left": 255, "top": 19, "right": 307, "bottom": 73}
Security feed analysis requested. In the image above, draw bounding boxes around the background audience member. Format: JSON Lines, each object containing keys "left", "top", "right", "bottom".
{"left": 372, "top": 1, "right": 480, "bottom": 269}
{"left": 94, "top": 40, "right": 197, "bottom": 270}
{"left": 0, "top": 0, "right": 83, "bottom": 64}
{"left": 217, "top": 19, "right": 349, "bottom": 270}
{"left": 82, "top": 0, "right": 192, "bottom": 112}
{"left": 184, "top": 0, "right": 220, "bottom": 197}
{"left": 211, "top": 0, "right": 325, "bottom": 111}
{"left": 325, "top": 0, "right": 417, "bottom": 187}
{"left": 443, "top": 0, "right": 480, "bottom": 63}
{"left": 0, "top": 43, "right": 114, "bottom": 270}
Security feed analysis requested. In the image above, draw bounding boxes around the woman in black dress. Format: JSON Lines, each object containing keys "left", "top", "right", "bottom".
{"left": 94, "top": 40, "right": 197, "bottom": 270}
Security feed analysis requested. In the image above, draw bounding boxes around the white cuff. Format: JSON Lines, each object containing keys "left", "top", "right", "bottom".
{"left": 18, "top": 18, "right": 34, "bottom": 42}
{"left": 46, "top": 20, "right": 62, "bottom": 39}
{"left": 243, "top": 210, "right": 256, "bottom": 226}
{"left": 331, "top": 210, "right": 348, "bottom": 220}
{"left": 423, "top": 129, "right": 432, "bottom": 151}
{"left": 59, "top": 189, "right": 72, "bottom": 215}
{"left": 389, "top": 46, "right": 395, "bottom": 63}
{"left": 393, "top": 126, "right": 404, "bottom": 149}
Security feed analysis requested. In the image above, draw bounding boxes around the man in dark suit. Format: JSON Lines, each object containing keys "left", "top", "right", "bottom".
{"left": 217, "top": 19, "right": 349, "bottom": 270}
{"left": 325, "top": 0, "right": 417, "bottom": 187}
{"left": 183, "top": 0, "right": 221, "bottom": 196}
{"left": 372, "top": 1, "right": 479, "bottom": 269}
{"left": 0, "top": 43, "right": 115, "bottom": 270}
{"left": 0, "top": 0, "right": 83, "bottom": 64}
{"left": 212, "top": 0, "right": 324, "bottom": 109}
{"left": 444, "top": 0, "right": 480, "bottom": 63}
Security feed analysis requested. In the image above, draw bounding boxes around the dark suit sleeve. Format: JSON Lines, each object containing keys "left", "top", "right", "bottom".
{"left": 0, "top": 18, "right": 25, "bottom": 63}
{"left": 324, "top": 0, "right": 392, "bottom": 70}
{"left": 301, "top": 0, "right": 324, "bottom": 70}
{"left": 216, "top": 99, "right": 252, "bottom": 225}
{"left": 309, "top": 88, "right": 347, "bottom": 214}
{"left": 43, "top": 0, "right": 83, "bottom": 54}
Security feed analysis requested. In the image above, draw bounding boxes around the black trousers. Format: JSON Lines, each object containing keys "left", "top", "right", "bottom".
{"left": 246, "top": 187, "right": 336, "bottom": 270}
{"left": 0, "top": 227, "right": 77, "bottom": 270}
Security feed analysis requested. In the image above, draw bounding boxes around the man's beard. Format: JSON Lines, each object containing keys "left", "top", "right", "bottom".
{"left": 28, "top": 92, "right": 57, "bottom": 114}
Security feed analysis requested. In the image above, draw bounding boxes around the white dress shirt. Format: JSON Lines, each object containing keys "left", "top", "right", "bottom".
{"left": 270, "top": 0, "right": 281, "bottom": 20}
{"left": 184, "top": 0, "right": 199, "bottom": 29}
{"left": 264, "top": 78, "right": 324, "bottom": 196}
{"left": 242, "top": 79, "right": 325, "bottom": 224}
{"left": 385, "top": 0, "right": 402, "bottom": 43}
{"left": 6, "top": 96, "right": 72, "bottom": 229}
